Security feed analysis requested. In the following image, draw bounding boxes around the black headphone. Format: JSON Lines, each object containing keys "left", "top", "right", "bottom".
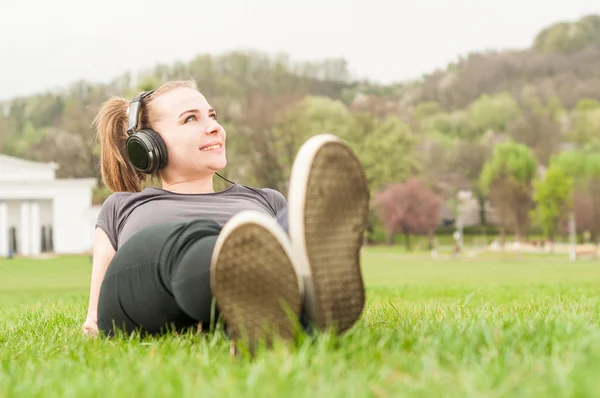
{"left": 126, "top": 90, "right": 167, "bottom": 174}
{"left": 125, "top": 90, "right": 277, "bottom": 215}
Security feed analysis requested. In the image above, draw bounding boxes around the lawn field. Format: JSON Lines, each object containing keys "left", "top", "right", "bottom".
{"left": 1, "top": 249, "right": 600, "bottom": 397}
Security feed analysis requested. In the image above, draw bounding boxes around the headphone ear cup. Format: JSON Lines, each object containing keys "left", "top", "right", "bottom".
{"left": 125, "top": 129, "right": 168, "bottom": 174}
{"left": 142, "top": 129, "right": 168, "bottom": 169}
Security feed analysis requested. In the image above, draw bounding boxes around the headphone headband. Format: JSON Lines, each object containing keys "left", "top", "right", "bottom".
{"left": 126, "top": 90, "right": 155, "bottom": 135}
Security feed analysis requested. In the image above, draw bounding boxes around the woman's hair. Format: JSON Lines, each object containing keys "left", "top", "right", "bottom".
{"left": 94, "top": 79, "right": 198, "bottom": 192}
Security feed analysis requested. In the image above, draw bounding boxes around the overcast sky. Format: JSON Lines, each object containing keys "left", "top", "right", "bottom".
{"left": 1, "top": 0, "right": 598, "bottom": 100}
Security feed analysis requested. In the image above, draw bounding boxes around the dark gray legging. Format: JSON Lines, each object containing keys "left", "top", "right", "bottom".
{"left": 97, "top": 208, "right": 290, "bottom": 338}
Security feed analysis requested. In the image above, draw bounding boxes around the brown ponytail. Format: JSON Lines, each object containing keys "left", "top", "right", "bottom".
{"left": 93, "top": 97, "right": 143, "bottom": 192}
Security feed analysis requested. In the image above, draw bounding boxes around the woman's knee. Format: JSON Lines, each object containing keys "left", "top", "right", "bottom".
{"left": 98, "top": 266, "right": 198, "bottom": 338}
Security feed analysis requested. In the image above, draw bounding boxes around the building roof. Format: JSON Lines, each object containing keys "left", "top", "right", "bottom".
{"left": 0, "top": 154, "right": 59, "bottom": 171}
{"left": 0, "top": 153, "right": 62, "bottom": 183}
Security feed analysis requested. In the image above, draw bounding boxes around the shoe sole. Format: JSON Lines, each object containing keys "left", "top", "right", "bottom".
{"left": 288, "top": 134, "right": 370, "bottom": 334}
{"left": 210, "top": 211, "right": 303, "bottom": 352}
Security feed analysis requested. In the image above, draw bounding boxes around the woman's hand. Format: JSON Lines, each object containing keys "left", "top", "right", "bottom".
{"left": 82, "top": 313, "right": 99, "bottom": 337}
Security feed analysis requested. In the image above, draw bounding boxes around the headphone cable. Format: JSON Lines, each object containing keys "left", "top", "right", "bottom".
{"left": 215, "top": 172, "right": 278, "bottom": 216}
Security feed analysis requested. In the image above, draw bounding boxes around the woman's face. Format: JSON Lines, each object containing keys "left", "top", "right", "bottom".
{"left": 151, "top": 87, "right": 227, "bottom": 179}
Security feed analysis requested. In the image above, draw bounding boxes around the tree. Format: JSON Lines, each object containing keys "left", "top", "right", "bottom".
{"left": 4, "top": 121, "right": 44, "bottom": 157}
{"left": 419, "top": 110, "right": 473, "bottom": 140}
{"left": 532, "top": 165, "right": 573, "bottom": 242}
{"left": 372, "top": 178, "right": 441, "bottom": 249}
{"left": 270, "top": 95, "right": 355, "bottom": 193}
{"left": 467, "top": 92, "right": 521, "bottom": 136}
{"left": 566, "top": 106, "right": 600, "bottom": 147}
{"left": 568, "top": 190, "right": 596, "bottom": 243}
{"left": 479, "top": 140, "right": 537, "bottom": 242}
{"left": 533, "top": 22, "right": 590, "bottom": 53}
{"left": 575, "top": 98, "right": 600, "bottom": 111}
{"left": 348, "top": 113, "right": 417, "bottom": 193}
{"left": 549, "top": 148, "right": 600, "bottom": 242}
{"left": 225, "top": 91, "right": 305, "bottom": 191}
{"left": 533, "top": 14, "right": 600, "bottom": 53}
{"left": 582, "top": 152, "right": 600, "bottom": 243}
{"left": 416, "top": 137, "right": 462, "bottom": 198}
{"left": 551, "top": 150, "right": 586, "bottom": 181}
{"left": 506, "top": 94, "right": 563, "bottom": 166}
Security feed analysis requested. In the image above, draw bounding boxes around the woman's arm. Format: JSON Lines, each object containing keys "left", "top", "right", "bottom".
{"left": 82, "top": 227, "right": 116, "bottom": 336}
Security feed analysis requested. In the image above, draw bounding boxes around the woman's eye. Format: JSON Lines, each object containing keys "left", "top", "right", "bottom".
{"left": 210, "top": 114, "right": 218, "bottom": 121}
{"left": 185, "top": 115, "right": 197, "bottom": 123}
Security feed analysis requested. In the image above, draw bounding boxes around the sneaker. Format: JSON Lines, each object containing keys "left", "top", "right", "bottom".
{"left": 210, "top": 210, "right": 303, "bottom": 354}
{"left": 287, "top": 134, "right": 370, "bottom": 334}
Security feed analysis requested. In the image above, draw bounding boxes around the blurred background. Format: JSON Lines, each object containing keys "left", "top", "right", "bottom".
{"left": 1, "top": 0, "right": 600, "bottom": 258}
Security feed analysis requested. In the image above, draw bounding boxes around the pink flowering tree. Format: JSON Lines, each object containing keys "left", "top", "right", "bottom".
{"left": 372, "top": 178, "right": 442, "bottom": 249}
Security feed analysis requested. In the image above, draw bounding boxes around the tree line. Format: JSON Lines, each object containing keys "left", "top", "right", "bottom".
{"left": 1, "top": 14, "right": 600, "bottom": 247}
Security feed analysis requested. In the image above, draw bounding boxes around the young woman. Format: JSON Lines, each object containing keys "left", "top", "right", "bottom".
{"left": 83, "top": 79, "right": 370, "bottom": 350}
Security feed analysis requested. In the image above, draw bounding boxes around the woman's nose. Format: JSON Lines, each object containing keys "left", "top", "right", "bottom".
{"left": 205, "top": 122, "right": 221, "bottom": 136}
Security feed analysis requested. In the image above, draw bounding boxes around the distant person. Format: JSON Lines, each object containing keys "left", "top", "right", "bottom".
{"left": 82, "top": 79, "right": 370, "bottom": 352}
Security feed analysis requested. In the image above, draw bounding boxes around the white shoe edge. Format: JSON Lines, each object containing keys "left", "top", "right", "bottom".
{"left": 286, "top": 133, "right": 344, "bottom": 321}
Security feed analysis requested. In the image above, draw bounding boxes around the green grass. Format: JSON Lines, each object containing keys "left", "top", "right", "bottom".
{"left": 2, "top": 249, "right": 600, "bottom": 397}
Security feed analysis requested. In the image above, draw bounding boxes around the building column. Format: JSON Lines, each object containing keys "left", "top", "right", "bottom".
{"left": 19, "top": 201, "right": 31, "bottom": 256}
{"left": 30, "top": 201, "right": 41, "bottom": 256}
{"left": 0, "top": 201, "right": 7, "bottom": 257}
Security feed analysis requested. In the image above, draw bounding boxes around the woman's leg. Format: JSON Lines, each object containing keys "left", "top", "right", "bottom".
{"left": 209, "top": 211, "right": 303, "bottom": 352}
{"left": 287, "top": 134, "right": 370, "bottom": 334}
{"left": 97, "top": 212, "right": 304, "bottom": 351}
{"left": 97, "top": 219, "right": 222, "bottom": 337}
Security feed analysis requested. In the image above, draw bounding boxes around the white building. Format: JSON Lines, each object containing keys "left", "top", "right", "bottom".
{"left": 0, "top": 154, "right": 100, "bottom": 257}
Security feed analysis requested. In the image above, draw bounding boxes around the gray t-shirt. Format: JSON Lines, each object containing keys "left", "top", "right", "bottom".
{"left": 95, "top": 184, "right": 287, "bottom": 251}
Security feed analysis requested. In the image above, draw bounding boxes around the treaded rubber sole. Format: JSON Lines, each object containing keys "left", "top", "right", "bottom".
{"left": 210, "top": 211, "right": 303, "bottom": 352}
{"left": 288, "top": 134, "right": 370, "bottom": 334}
